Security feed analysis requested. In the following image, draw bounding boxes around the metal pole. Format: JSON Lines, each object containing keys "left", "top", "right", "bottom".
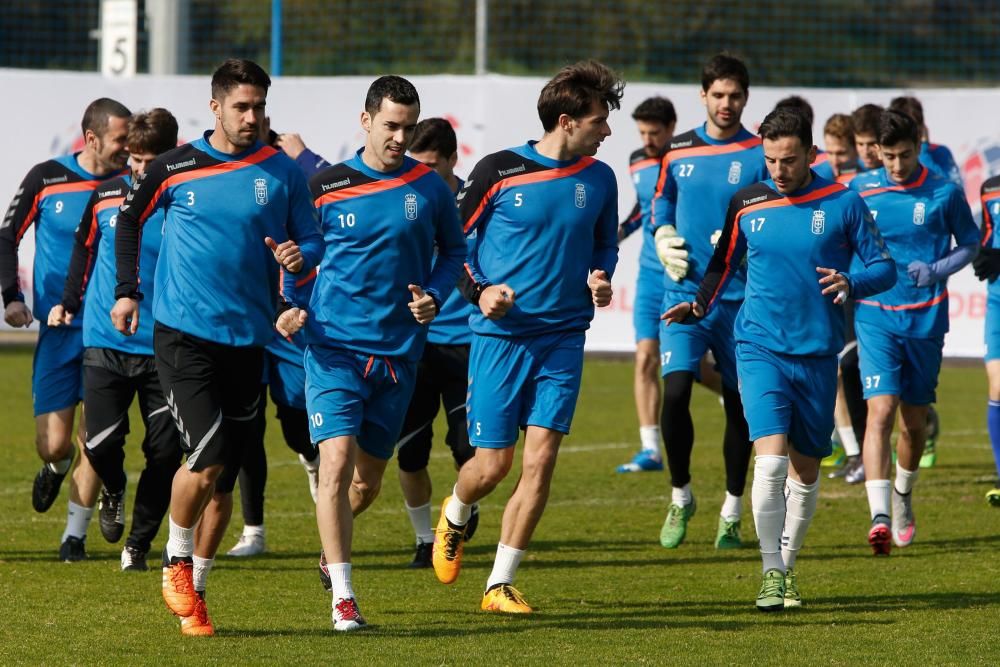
{"left": 271, "top": 0, "right": 283, "bottom": 76}
{"left": 148, "top": 0, "right": 189, "bottom": 75}
{"left": 475, "top": 0, "right": 487, "bottom": 75}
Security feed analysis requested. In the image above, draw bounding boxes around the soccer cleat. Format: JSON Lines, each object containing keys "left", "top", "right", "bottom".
{"left": 616, "top": 449, "right": 664, "bottom": 473}
{"left": 828, "top": 454, "right": 858, "bottom": 479}
{"left": 844, "top": 456, "right": 866, "bottom": 485}
{"left": 332, "top": 597, "right": 367, "bottom": 631}
{"left": 920, "top": 406, "right": 939, "bottom": 469}
{"left": 32, "top": 460, "right": 70, "bottom": 513}
{"left": 319, "top": 550, "right": 332, "bottom": 591}
{"left": 714, "top": 516, "right": 742, "bottom": 549}
{"left": 783, "top": 568, "right": 802, "bottom": 608}
{"left": 59, "top": 536, "right": 86, "bottom": 562}
{"left": 820, "top": 440, "right": 845, "bottom": 468}
{"left": 659, "top": 497, "right": 696, "bottom": 548}
{"left": 464, "top": 503, "right": 480, "bottom": 542}
{"left": 920, "top": 439, "right": 937, "bottom": 469}
{"left": 432, "top": 496, "right": 468, "bottom": 584}
{"left": 98, "top": 488, "right": 126, "bottom": 543}
{"left": 868, "top": 517, "right": 892, "bottom": 556}
{"left": 162, "top": 548, "right": 198, "bottom": 617}
{"left": 891, "top": 489, "right": 916, "bottom": 547}
{"left": 121, "top": 545, "right": 149, "bottom": 571}
{"left": 299, "top": 453, "right": 319, "bottom": 504}
{"left": 756, "top": 568, "right": 786, "bottom": 612}
{"left": 225, "top": 531, "right": 266, "bottom": 557}
{"left": 481, "top": 583, "right": 535, "bottom": 614}
{"left": 180, "top": 594, "right": 214, "bottom": 637}
{"left": 409, "top": 541, "right": 433, "bottom": 569}
{"left": 986, "top": 488, "right": 1000, "bottom": 507}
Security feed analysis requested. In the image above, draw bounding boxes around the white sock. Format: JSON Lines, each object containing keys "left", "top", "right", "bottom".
{"left": 781, "top": 477, "right": 819, "bottom": 570}
{"left": 406, "top": 501, "right": 434, "bottom": 544}
{"left": 192, "top": 555, "right": 214, "bottom": 592}
{"left": 486, "top": 543, "right": 525, "bottom": 590}
{"left": 242, "top": 524, "right": 265, "bottom": 539}
{"left": 166, "top": 516, "right": 194, "bottom": 560}
{"left": 328, "top": 562, "right": 355, "bottom": 601}
{"left": 751, "top": 455, "right": 788, "bottom": 573}
{"left": 837, "top": 426, "right": 861, "bottom": 457}
{"left": 895, "top": 463, "right": 918, "bottom": 495}
{"left": 720, "top": 491, "right": 742, "bottom": 521}
{"left": 48, "top": 455, "right": 73, "bottom": 475}
{"left": 865, "top": 479, "right": 891, "bottom": 521}
{"left": 671, "top": 484, "right": 692, "bottom": 506}
{"left": 444, "top": 485, "right": 472, "bottom": 526}
{"left": 61, "top": 501, "right": 94, "bottom": 542}
{"left": 639, "top": 425, "right": 661, "bottom": 455}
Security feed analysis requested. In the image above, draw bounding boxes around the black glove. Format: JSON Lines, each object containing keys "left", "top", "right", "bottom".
{"left": 973, "top": 247, "right": 1000, "bottom": 282}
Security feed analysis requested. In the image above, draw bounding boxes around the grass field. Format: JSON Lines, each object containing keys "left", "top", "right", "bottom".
{"left": 1, "top": 345, "right": 998, "bottom": 665}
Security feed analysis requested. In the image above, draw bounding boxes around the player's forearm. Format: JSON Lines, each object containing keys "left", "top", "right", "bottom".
{"left": 930, "top": 243, "right": 976, "bottom": 278}
{"left": 61, "top": 232, "right": 95, "bottom": 315}
{"left": 846, "top": 257, "right": 896, "bottom": 299}
{"left": 425, "top": 243, "right": 465, "bottom": 306}
{"left": 113, "top": 212, "right": 142, "bottom": 299}
{"left": 0, "top": 231, "right": 20, "bottom": 306}
{"left": 619, "top": 202, "right": 642, "bottom": 239}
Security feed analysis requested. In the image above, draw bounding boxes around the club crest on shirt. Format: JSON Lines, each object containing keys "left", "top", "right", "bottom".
{"left": 811, "top": 209, "right": 826, "bottom": 235}
{"left": 575, "top": 183, "right": 586, "bottom": 209}
{"left": 912, "top": 201, "right": 926, "bottom": 225}
{"left": 727, "top": 161, "right": 742, "bottom": 185}
{"left": 993, "top": 202, "right": 1000, "bottom": 217}
{"left": 254, "top": 178, "right": 268, "bottom": 205}
{"left": 404, "top": 193, "right": 418, "bottom": 220}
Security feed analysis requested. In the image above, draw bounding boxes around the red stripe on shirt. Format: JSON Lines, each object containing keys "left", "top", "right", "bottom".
{"left": 738, "top": 183, "right": 847, "bottom": 218}
{"left": 856, "top": 289, "right": 948, "bottom": 312}
{"left": 653, "top": 137, "right": 763, "bottom": 209}
{"left": 857, "top": 167, "right": 929, "bottom": 199}
{"left": 629, "top": 157, "right": 659, "bottom": 173}
{"left": 981, "top": 190, "right": 1000, "bottom": 246}
{"left": 315, "top": 163, "right": 432, "bottom": 207}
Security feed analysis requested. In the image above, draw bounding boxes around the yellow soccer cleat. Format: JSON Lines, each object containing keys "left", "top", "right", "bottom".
{"left": 481, "top": 584, "right": 535, "bottom": 614}
{"left": 432, "top": 496, "right": 467, "bottom": 584}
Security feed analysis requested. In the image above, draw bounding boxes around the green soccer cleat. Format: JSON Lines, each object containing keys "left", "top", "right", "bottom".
{"left": 986, "top": 488, "right": 1000, "bottom": 507}
{"left": 659, "top": 497, "right": 696, "bottom": 548}
{"left": 821, "top": 440, "right": 846, "bottom": 468}
{"left": 919, "top": 438, "right": 937, "bottom": 469}
{"left": 715, "top": 516, "right": 742, "bottom": 549}
{"left": 783, "top": 568, "right": 801, "bottom": 608}
{"left": 756, "top": 568, "right": 786, "bottom": 612}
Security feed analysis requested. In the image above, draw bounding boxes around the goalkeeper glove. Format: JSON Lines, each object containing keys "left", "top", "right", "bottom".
{"left": 655, "top": 225, "right": 689, "bottom": 282}
{"left": 973, "top": 247, "right": 1000, "bottom": 282}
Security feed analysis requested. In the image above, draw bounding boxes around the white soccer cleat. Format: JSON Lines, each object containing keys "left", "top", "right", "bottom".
{"left": 226, "top": 531, "right": 266, "bottom": 557}
{"left": 332, "top": 597, "right": 367, "bottom": 631}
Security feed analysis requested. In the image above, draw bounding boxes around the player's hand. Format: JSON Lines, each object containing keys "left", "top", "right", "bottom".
{"left": 276, "top": 133, "right": 307, "bottom": 160}
{"left": 480, "top": 284, "right": 515, "bottom": 320}
{"left": 265, "top": 236, "right": 304, "bottom": 273}
{"left": 408, "top": 284, "right": 437, "bottom": 324}
{"left": 661, "top": 300, "right": 704, "bottom": 325}
{"left": 4, "top": 301, "right": 32, "bottom": 328}
{"left": 47, "top": 304, "right": 73, "bottom": 327}
{"left": 110, "top": 297, "right": 140, "bottom": 336}
{"left": 817, "top": 266, "right": 849, "bottom": 305}
{"left": 276, "top": 307, "right": 307, "bottom": 339}
{"left": 973, "top": 247, "right": 1000, "bottom": 282}
{"left": 655, "top": 225, "right": 689, "bottom": 282}
{"left": 710, "top": 229, "right": 722, "bottom": 247}
{"left": 906, "top": 260, "right": 938, "bottom": 287}
{"left": 588, "top": 269, "right": 613, "bottom": 307}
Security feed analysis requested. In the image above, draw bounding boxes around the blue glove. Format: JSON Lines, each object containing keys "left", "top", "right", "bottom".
{"left": 907, "top": 260, "right": 938, "bottom": 287}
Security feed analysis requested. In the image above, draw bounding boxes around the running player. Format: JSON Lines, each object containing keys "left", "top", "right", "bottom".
{"left": 615, "top": 96, "right": 677, "bottom": 473}
{"left": 889, "top": 95, "right": 962, "bottom": 187}
{"left": 974, "top": 175, "right": 1000, "bottom": 506}
{"left": 852, "top": 104, "right": 884, "bottom": 171}
{"left": 49, "top": 108, "right": 182, "bottom": 571}
{"left": 0, "top": 98, "right": 131, "bottom": 561}
{"left": 815, "top": 114, "right": 861, "bottom": 184}
{"left": 851, "top": 109, "right": 977, "bottom": 555}
{"left": 112, "top": 59, "right": 323, "bottom": 637}
{"left": 663, "top": 107, "right": 895, "bottom": 610}
{"left": 432, "top": 60, "right": 622, "bottom": 614}
{"left": 650, "top": 53, "right": 767, "bottom": 550}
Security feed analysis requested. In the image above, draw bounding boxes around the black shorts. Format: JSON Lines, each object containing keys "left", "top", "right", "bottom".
{"left": 397, "top": 342, "right": 474, "bottom": 473}
{"left": 153, "top": 322, "right": 264, "bottom": 473}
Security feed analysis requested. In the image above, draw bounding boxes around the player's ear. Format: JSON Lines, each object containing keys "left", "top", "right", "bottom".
{"left": 209, "top": 98, "right": 221, "bottom": 120}
{"left": 447, "top": 151, "right": 458, "bottom": 170}
{"left": 360, "top": 111, "right": 372, "bottom": 133}
{"left": 558, "top": 113, "right": 574, "bottom": 134}
{"left": 806, "top": 144, "right": 817, "bottom": 165}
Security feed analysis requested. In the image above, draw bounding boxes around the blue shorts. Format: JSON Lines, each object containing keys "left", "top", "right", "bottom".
{"left": 736, "top": 342, "right": 837, "bottom": 459}
{"left": 467, "top": 331, "right": 585, "bottom": 448}
{"left": 33, "top": 324, "right": 84, "bottom": 416}
{"left": 659, "top": 297, "right": 739, "bottom": 390}
{"left": 633, "top": 264, "right": 665, "bottom": 343}
{"left": 986, "top": 291, "right": 1000, "bottom": 361}
{"left": 855, "top": 325, "right": 942, "bottom": 405}
{"left": 303, "top": 345, "right": 417, "bottom": 461}
{"left": 267, "top": 352, "right": 306, "bottom": 410}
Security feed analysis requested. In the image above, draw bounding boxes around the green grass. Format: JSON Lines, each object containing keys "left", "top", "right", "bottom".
{"left": 1, "top": 345, "right": 998, "bottom": 665}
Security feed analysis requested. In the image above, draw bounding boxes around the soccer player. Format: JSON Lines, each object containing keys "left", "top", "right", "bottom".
{"left": 431, "top": 60, "right": 621, "bottom": 614}
{"left": 663, "top": 107, "right": 895, "bottom": 610}
{"left": 394, "top": 117, "right": 481, "bottom": 568}
{"left": 815, "top": 114, "right": 861, "bottom": 184}
{"left": 0, "top": 98, "right": 131, "bottom": 559}
{"left": 49, "top": 108, "right": 182, "bottom": 571}
{"left": 851, "top": 110, "right": 977, "bottom": 555}
{"left": 889, "top": 95, "right": 963, "bottom": 187}
{"left": 974, "top": 176, "right": 1000, "bottom": 506}
{"left": 289, "top": 76, "right": 465, "bottom": 631}
{"left": 112, "top": 58, "right": 323, "bottom": 637}
{"left": 649, "top": 53, "right": 767, "bottom": 549}
{"left": 852, "top": 104, "right": 884, "bottom": 171}
{"left": 615, "top": 96, "right": 677, "bottom": 473}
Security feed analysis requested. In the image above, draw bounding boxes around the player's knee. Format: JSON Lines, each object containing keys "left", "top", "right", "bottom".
{"left": 661, "top": 372, "right": 693, "bottom": 407}
{"left": 635, "top": 347, "right": 659, "bottom": 378}
{"left": 865, "top": 400, "right": 896, "bottom": 431}
{"left": 477, "top": 455, "right": 513, "bottom": 487}
{"left": 352, "top": 477, "right": 381, "bottom": 507}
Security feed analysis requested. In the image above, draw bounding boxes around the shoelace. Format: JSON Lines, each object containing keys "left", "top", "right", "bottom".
{"left": 437, "top": 525, "right": 464, "bottom": 559}
{"left": 336, "top": 598, "right": 360, "bottom": 620}
{"left": 500, "top": 585, "right": 529, "bottom": 605}
{"left": 186, "top": 598, "right": 209, "bottom": 624}
{"left": 168, "top": 562, "right": 194, "bottom": 593}
{"left": 666, "top": 504, "right": 685, "bottom": 527}
{"left": 759, "top": 573, "right": 783, "bottom": 599}
{"left": 723, "top": 521, "right": 739, "bottom": 539}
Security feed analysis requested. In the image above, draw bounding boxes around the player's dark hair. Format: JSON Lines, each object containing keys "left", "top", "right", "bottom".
{"left": 537, "top": 60, "right": 624, "bottom": 133}
{"left": 127, "top": 108, "right": 179, "bottom": 156}
{"left": 823, "top": 113, "right": 855, "bottom": 143}
{"left": 365, "top": 75, "right": 420, "bottom": 116}
{"left": 758, "top": 108, "right": 812, "bottom": 148}
{"left": 81, "top": 98, "right": 131, "bottom": 137}
{"left": 211, "top": 59, "right": 271, "bottom": 100}
{"left": 632, "top": 96, "right": 676, "bottom": 127}
{"left": 775, "top": 95, "right": 814, "bottom": 127}
{"left": 409, "top": 117, "right": 457, "bottom": 157}
{"left": 701, "top": 53, "right": 750, "bottom": 93}
{"left": 851, "top": 104, "right": 884, "bottom": 137}
{"left": 877, "top": 109, "right": 920, "bottom": 147}
{"left": 888, "top": 95, "right": 925, "bottom": 127}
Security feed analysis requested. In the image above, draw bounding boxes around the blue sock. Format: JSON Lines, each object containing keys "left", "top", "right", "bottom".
{"left": 988, "top": 401, "right": 1000, "bottom": 480}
